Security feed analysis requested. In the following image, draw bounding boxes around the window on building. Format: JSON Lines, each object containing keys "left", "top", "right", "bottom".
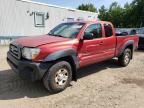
{"left": 34, "top": 12, "right": 45, "bottom": 27}
{"left": 67, "top": 18, "right": 74, "bottom": 22}
{"left": 104, "top": 24, "right": 113, "bottom": 37}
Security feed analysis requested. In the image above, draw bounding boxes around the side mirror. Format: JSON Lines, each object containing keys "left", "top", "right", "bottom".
{"left": 83, "top": 32, "right": 94, "bottom": 40}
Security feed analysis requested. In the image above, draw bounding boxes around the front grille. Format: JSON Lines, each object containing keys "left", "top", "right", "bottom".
{"left": 139, "top": 37, "right": 144, "bottom": 45}
{"left": 10, "top": 44, "right": 21, "bottom": 59}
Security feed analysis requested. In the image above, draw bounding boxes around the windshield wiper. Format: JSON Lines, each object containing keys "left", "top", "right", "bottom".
{"left": 55, "top": 35, "right": 64, "bottom": 37}
{"left": 48, "top": 33, "right": 66, "bottom": 38}
{"left": 48, "top": 33, "right": 53, "bottom": 35}
{"left": 53, "top": 34, "right": 67, "bottom": 38}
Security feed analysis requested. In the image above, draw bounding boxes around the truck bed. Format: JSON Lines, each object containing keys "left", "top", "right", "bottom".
{"left": 115, "top": 35, "right": 139, "bottom": 57}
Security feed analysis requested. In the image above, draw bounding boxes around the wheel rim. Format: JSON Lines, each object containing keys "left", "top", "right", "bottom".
{"left": 124, "top": 52, "right": 130, "bottom": 64}
{"left": 55, "top": 68, "right": 68, "bottom": 86}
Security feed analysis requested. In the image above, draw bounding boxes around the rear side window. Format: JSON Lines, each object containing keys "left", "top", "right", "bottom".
{"left": 104, "top": 24, "right": 113, "bottom": 37}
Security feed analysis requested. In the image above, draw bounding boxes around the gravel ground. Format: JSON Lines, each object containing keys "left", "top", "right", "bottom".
{"left": 0, "top": 46, "right": 144, "bottom": 108}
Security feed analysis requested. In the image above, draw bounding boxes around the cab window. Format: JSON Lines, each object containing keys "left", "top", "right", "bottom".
{"left": 104, "top": 24, "right": 113, "bottom": 37}
{"left": 84, "top": 24, "right": 102, "bottom": 39}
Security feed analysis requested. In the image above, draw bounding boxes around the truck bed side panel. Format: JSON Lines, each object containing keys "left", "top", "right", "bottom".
{"left": 115, "top": 35, "right": 139, "bottom": 57}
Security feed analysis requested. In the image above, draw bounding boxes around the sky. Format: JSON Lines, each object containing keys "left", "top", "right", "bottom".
{"left": 33, "top": 0, "right": 133, "bottom": 9}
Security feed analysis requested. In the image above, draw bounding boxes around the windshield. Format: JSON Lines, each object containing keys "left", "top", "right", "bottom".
{"left": 48, "top": 22, "right": 85, "bottom": 38}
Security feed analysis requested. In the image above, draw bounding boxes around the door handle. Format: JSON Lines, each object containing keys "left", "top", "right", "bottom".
{"left": 99, "top": 41, "right": 104, "bottom": 45}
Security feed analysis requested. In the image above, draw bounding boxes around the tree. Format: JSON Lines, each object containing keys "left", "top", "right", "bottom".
{"left": 108, "top": 2, "right": 123, "bottom": 27}
{"left": 122, "top": 2, "right": 133, "bottom": 27}
{"left": 98, "top": 5, "right": 110, "bottom": 21}
{"left": 99, "top": 2, "right": 124, "bottom": 27}
{"left": 81, "top": 0, "right": 144, "bottom": 28}
{"left": 77, "top": 3, "right": 97, "bottom": 12}
{"left": 98, "top": 1, "right": 143, "bottom": 28}
{"left": 131, "top": 0, "right": 144, "bottom": 27}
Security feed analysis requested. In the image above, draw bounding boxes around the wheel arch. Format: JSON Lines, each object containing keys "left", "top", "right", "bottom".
{"left": 56, "top": 56, "right": 78, "bottom": 81}
{"left": 43, "top": 49, "right": 79, "bottom": 81}
{"left": 119, "top": 40, "right": 134, "bottom": 59}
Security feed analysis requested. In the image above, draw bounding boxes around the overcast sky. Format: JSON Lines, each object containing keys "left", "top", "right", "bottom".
{"left": 33, "top": 0, "right": 133, "bottom": 9}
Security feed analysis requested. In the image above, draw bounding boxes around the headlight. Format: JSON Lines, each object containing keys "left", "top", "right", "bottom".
{"left": 22, "top": 47, "right": 40, "bottom": 60}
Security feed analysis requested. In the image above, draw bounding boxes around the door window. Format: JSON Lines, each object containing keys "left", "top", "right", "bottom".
{"left": 84, "top": 24, "right": 102, "bottom": 39}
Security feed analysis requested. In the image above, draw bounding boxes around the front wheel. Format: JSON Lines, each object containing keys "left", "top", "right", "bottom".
{"left": 118, "top": 48, "right": 132, "bottom": 67}
{"left": 43, "top": 61, "right": 72, "bottom": 93}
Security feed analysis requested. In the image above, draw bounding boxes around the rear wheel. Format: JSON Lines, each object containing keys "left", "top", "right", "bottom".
{"left": 118, "top": 48, "right": 132, "bottom": 67}
{"left": 43, "top": 61, "right": 72, "bottom": 93}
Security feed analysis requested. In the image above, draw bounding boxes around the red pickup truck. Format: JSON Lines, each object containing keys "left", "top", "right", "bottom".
{"left": 7, "top": 21, "right": 139, "bottom": 93}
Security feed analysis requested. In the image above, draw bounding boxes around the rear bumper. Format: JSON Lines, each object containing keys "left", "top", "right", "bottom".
{"left": 7, "top": 52, "right": 52, "bottom": 81}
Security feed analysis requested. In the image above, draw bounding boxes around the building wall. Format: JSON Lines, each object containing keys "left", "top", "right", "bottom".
{"left": 0, "top": 0, "right": 98, "bottom": 37}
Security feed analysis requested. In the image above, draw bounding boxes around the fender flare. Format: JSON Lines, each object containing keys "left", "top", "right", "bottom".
{"left": 118, "top": 40, "right": 134, "bottom": 57}
{"left": 43, "top": 48, "right": 79, "bottom": 81}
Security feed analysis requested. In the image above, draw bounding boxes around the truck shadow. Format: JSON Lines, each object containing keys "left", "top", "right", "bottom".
{"left": 0, "top": 69, "right": 50, "bottom": 100}
{"left": 136, "top": 49, "right": 144, "bottom": 52}
{"left": 0, "top": 59, "right": 121, "bottom": 100}
{"left": 77, "top": 59, "right": 120, "bottom": 79}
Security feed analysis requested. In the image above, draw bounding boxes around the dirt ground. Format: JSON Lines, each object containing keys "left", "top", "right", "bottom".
{"left": 0, "top": 46, "right": 144, "bottom": 108}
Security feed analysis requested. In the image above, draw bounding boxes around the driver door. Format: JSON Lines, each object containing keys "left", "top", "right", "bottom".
{"left": 78, "top": 23, "right": 105, "bottom": 67}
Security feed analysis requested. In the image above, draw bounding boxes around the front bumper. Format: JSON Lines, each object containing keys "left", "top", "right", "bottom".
{"left": 7, "top": 52, "right": 52, "bottom": 81}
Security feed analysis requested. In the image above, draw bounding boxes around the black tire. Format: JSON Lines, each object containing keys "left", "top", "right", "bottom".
{"left": 43, "top": 61, "right": 72, "bottom": 93}
{"left": 118, "top": 48, "right": 132, "bottom": 67}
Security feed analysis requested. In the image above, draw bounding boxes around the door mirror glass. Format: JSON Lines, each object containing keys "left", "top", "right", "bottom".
{"left": 83, "top": 33, "right": 94, "bottom": 40}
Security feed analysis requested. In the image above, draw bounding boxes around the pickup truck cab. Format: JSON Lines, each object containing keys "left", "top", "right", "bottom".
{"left": 7, "top": 21, "right": 139, "bottom": 93}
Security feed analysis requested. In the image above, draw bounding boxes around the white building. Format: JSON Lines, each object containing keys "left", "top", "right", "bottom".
{"left": 0, "top": 0, "right": 98, "bottom": 44}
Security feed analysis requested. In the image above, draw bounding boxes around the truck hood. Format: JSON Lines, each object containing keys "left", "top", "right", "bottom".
{"left": 14, "top": 35, "right": 71, "bottom": 47}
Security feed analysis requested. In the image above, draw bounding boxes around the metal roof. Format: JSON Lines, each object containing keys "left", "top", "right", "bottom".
{"left": 17, "top": 0, "right": 98, "bottom": 15}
